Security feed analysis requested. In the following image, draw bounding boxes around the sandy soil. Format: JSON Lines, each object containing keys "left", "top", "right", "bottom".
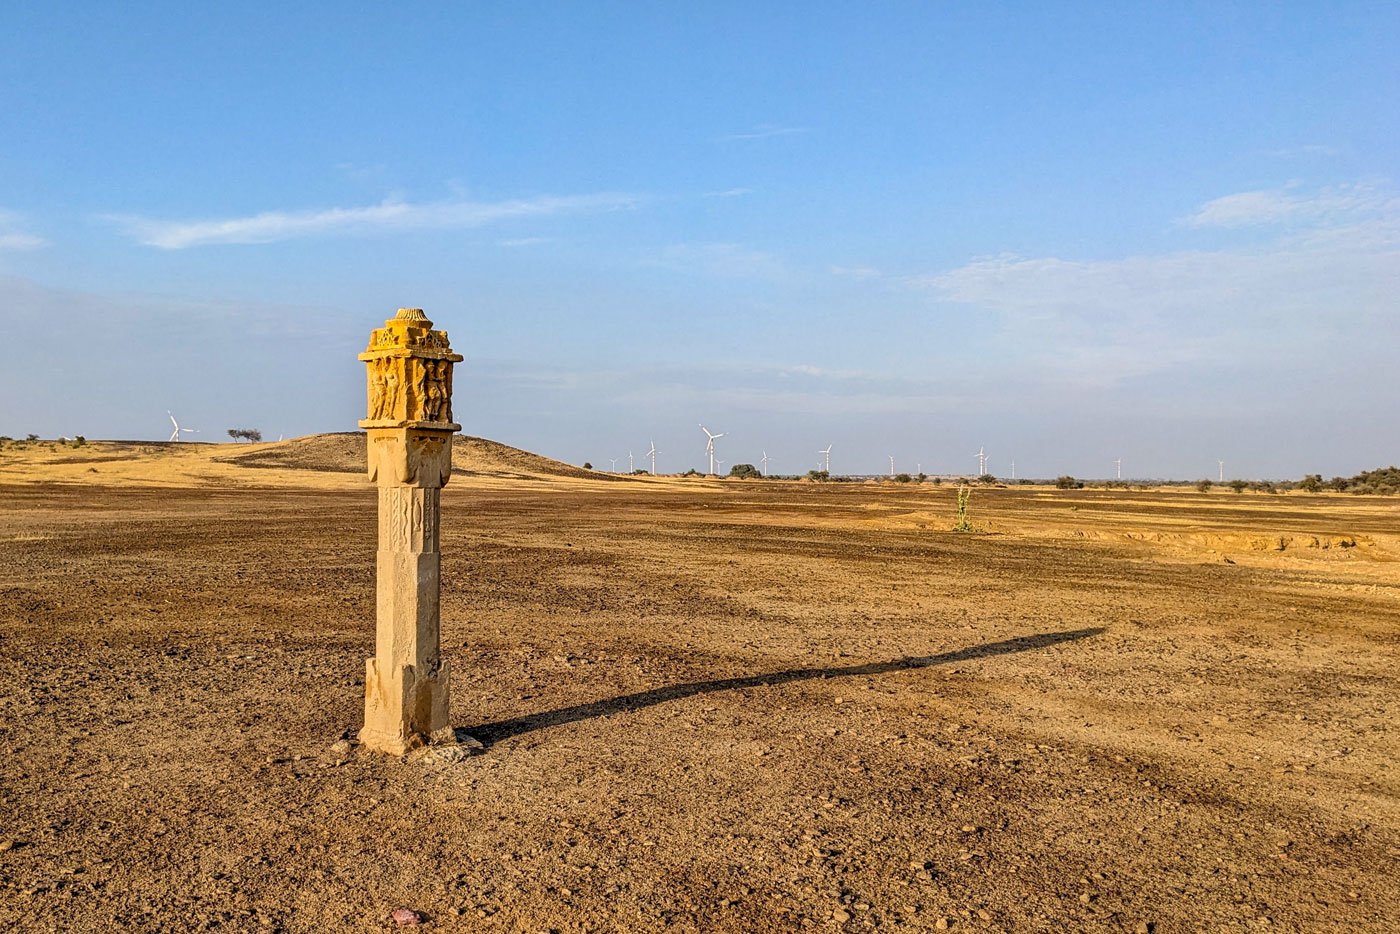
{"left": 1, "top": 438, "right": 1396, "bottom": 931}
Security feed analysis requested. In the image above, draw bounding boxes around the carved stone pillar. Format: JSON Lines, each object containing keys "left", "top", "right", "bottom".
{"left": 357, "top": 308, "right": 463, "bottom": 755}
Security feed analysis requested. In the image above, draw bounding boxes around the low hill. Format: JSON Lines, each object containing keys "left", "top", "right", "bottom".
{"left": 215, "top": 432, "right": 613, "bottom": 481}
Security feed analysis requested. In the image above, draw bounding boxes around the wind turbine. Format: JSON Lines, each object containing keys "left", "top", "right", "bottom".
{"left": 819, "top": 444, "right": 832, "bottom": 473}
{"left": 761, "top": 451, "right": 769, "bottom": 477}
{"left": 1114, "top": 458, "right": 1123, "bottom": 480}
{"left": 1218, "top": 460, "right": 1225, "bottom": 483}
{"left": 889, "top": 455, "right": 895, "bottom": 478}
{"left": 647, "top": 440, "right": 657, "bottom": 475}
{"left": 1010, "top": 460, "right": 1016, "bottom": 480}
{"left": 700, "top": 424, "right": 725, "bottom": 475}
{"left": 715, "top": 459, "right": 725, "bottom": 476}
{"left": 608, "top": 458, "right": 618, "bottom": 473}
{"left": 975, "top": 446, "right": 987, "bottom": 476}
{"left": 628, "top": 450, "right": 634, "bottom": 473}
{"left": 167, "top": 411, "right": 198, "bottom": 442}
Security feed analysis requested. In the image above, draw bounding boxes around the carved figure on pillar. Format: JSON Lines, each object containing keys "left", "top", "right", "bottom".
{"left": 357, "top": 307, "right": 465, "bottom": 755}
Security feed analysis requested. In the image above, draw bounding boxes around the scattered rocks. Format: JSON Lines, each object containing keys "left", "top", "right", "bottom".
{"left": 833, "top": 908, "right": 851, "bottom": 923}
{"left": 412, "top": 736, "right": 485, "bottom": 765}
{"left": 0, "top": 840, "right": 15, "bottom": 852}
{"left": 390, "top": 908, "right": 421, "bottom": 926}
{"left": 934, "top": 917, "right": 951, "bottom": 930}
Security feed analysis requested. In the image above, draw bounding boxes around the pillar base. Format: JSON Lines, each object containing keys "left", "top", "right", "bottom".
{"left": 359, "top": 656, "right": 451, "bottom": 756}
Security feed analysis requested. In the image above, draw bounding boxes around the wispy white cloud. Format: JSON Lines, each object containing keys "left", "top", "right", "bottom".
{"left": 702, "top": 187, "right": 754, "bottom": 198}
{"left": 0, "top": 210, "right": 48, "bottom": 251}
{"left": 830, "top": 264, "right": 883, "bottom": 280}
{"left": 718, "top": 124, "right": 809, "bottom": 142}
{"left": 650, "top": 242, "right": 785, "bottom": 278}
{"left": 1183, "top": 181, "right": 1396, "bottom": 228}
{"left": 498, "top": 237, "right": 552, "bottom": 248}
{"left": 104, "top": 192, "right": 640, "bottom": 249}
{"left": 1266, "top": 144, "right": 1341, "bottom": 159}
{"left": 915, "top": 180, "right": 1400, "bottom": 388}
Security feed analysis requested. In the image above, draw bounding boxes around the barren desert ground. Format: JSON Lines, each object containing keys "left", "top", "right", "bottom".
{"left": 1, "top": 436, "right": 1397, "bottom": 932}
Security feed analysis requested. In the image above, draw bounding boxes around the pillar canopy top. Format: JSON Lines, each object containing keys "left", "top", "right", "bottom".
{"left": 358, "top": 308, "right": 463, "bottom": 431}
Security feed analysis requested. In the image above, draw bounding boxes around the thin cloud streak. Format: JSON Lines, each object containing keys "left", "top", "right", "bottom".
{"left": 0, "top": 209, "right": 47, "bottom": 250}
{"left": 104, "top": 192, "right": 641, "bottom": 249}
{"left": 1183, "top": 181, "right": 1397, "bottom": 228}
{"left": 717, "top": 124, "right": 809, "bottom": 141}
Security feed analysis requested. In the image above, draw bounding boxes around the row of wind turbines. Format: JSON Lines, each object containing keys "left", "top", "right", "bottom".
{"left": 607, "top": 428, "right": 1214, "bottom": 481}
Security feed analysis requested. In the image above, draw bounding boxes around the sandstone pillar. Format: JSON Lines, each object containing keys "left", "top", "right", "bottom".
{"left": 358, "top": 308, "right": 464, "bottom": 755}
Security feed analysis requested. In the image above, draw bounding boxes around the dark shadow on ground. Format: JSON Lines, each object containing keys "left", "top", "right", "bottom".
{"left": 466, "top": 627, "right": 1104, "bottom": 746}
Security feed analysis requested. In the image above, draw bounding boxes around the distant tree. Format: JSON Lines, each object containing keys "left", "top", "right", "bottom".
{"left": 631, "top": 468, "right": 649, "bottom": 475}
{"left": 728, "top": 463, "right": 761, "bottom": 479}
{"left": 1196, "top": 479, "right": 1213, "bottom": 493}
{"left": 227, "top": 428, "right": 262, "bottom": 443}
{"left": 1229, "top": 479, "right": 1248, "bottom": 494}
{"left": 1298, "top": 474, "right": 1323, "bottom": 493}
{"left": 916, "top": 472, "right": 927, "bottom": 483}
{"left": 682, "top": 468, "right": 700, "bottom": 476}
{"left": 71, "top": 436, "right": 86, "bottom": 448}
{"left": 582, "top": 462, "right": 593, "bottom": 470}
{"left": 1055, "top": 475, "right": 1082, "bottom": 490}
{"left": 1250, "top": 480, "right": 1278, "bottom": 494}
{"left": 931, "top": 476, "right": 942, "bottom": 485}
{"left": 805, "top": 469, "right": 830, "bottom": 481}
{"left": 894, "top": 473, "right": 912, "bottom": 483}
{"left": 25, "top": 433, "right": 39, "bottom": 442}
{"left": 1327, "top": 476, "right": 1349, "bottom": 492}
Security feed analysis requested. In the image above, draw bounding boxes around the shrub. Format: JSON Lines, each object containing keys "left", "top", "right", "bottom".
{"left": 582, "top": 462, "right": 593, "bottom": 470}
{"left": 682, "top": 468, "right": 699, "bottom": 476}
{"left": 894, "top": 473, "right": 912, "bottom": 483}
{"left": 806, "top": 469, "right": 830, "bottom": 481}
{"left": 953, "top": 485, "right": 975, "bottom": 532}
{"left": 1055, "top": 475, "right": 1082, "bottom": 490}
{"left": 1196, "top": 479, "right": 1212, "bottom": 493}
{"left": 728, "top": 463, "right": 762, "bottom": 479}
{"left": 1298, "top": 474, "right": 1323, "bottom": 493}
{"left": 1229, "top": 479, "right": 1247, "bottom": 493}
{"left": 977, "top": 473, "right": 996, "bottom": 485}
{"left": 916, "top": 473, "right": 927, "bottom": 483}
{"left": 25, "top": 433, "right": 39, "bottom": 442}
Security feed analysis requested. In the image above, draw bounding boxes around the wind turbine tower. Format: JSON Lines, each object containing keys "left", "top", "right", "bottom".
{"left": 1115, "top": 458, "right": 1122, "bottom": 480}
{"left": 647, "top": 440, "right": 657, "bottom": 475}
{"left": 1218, "top": 460, "right": 1225, "bottom": 483}
{"left": 700, "top": 424, "right": 725, "bottom": 475}
{"left": 628, "top": 450, "right": 634, "bottom": 473}
{"left": 761, "top": 451, "right": 769, "bottom": 477}
{"left": 819, "top": 444, "right": 832, "bottom": 474}
{"left": 609, "top": 458, "right": 618, "bottom": 473}
{"left": 889, "top": 455, "right": 895, "bottom": 477}
{"left": 976, "top": 446, "right": 987, "bottom": 476}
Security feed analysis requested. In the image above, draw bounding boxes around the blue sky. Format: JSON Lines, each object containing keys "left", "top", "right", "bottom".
{"left": 2, "top": 3, "right": 1397, "bottom": 478}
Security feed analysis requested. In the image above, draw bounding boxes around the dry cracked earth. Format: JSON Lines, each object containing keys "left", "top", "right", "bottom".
{"left": 1, "top": 461, "right": 1397, "bottom": 931}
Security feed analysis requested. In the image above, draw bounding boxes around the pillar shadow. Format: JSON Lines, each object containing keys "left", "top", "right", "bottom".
{"left": 465, "top": 627, "right": 1104, "bottom": 747}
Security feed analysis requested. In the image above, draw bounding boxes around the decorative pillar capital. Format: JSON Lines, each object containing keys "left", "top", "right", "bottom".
{"left": 358, "top": 307, "right": 464, "bottom": 432}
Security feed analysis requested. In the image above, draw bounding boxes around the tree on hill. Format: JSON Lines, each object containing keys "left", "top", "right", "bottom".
{"left": 227, "top": 428, "right": 262, "bottom": 443}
